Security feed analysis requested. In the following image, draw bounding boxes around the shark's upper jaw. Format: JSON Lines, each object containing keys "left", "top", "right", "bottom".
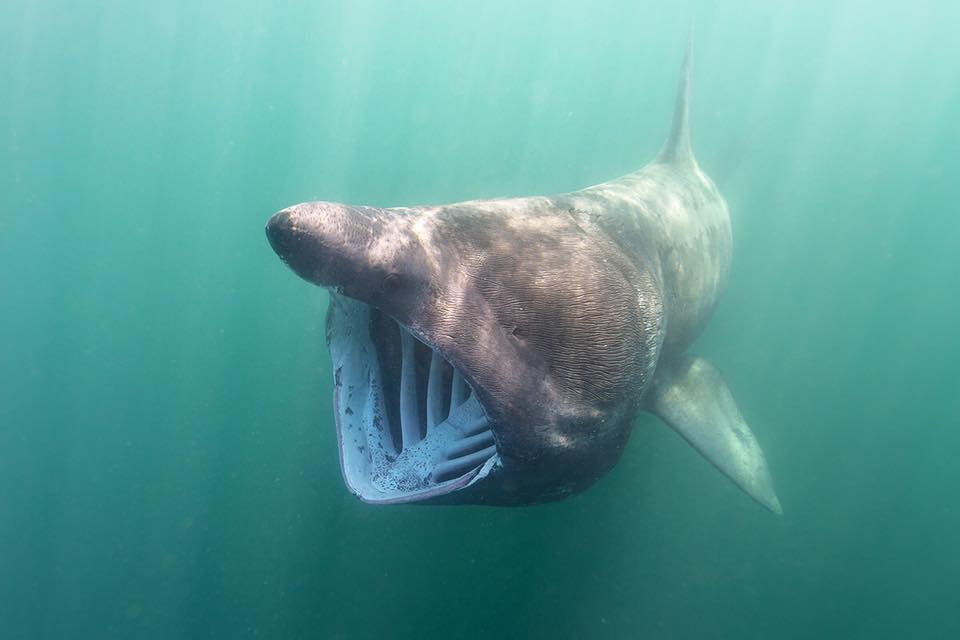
{"left": 266, "top": 202, "right": 500, "bottom": 503}
{"left": 327, "top": 293, "right": 499, "bottom": 503}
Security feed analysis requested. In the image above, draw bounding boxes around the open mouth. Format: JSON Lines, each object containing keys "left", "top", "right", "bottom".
{"left": 327, "top": 293, "right": 499, "bottom": 503}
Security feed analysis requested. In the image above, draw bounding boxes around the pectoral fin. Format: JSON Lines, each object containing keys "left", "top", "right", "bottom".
{"left": 647, "top": 355, "right": 782, "bottom": 514}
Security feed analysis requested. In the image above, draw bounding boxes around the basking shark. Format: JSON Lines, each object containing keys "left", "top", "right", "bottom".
{"left": 266, "top": 44, "right": 782, "bottom": 513}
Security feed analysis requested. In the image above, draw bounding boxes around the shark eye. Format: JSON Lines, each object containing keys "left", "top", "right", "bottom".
{"left": 381, "top": 272, "right": 403, "bottom": 294}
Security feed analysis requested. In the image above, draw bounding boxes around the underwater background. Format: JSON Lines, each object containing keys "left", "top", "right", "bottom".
{"left": 2, "top": 1, "right": 959, "bottom": 638}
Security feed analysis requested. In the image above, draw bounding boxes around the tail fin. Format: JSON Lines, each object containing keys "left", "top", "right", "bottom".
{"left": 656, "top": 32, "right": 697, "bottom": 168}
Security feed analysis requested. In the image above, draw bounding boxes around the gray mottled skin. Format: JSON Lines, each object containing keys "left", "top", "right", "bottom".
{"left": 266, "top": 43, "right": 781, "bottom": 511}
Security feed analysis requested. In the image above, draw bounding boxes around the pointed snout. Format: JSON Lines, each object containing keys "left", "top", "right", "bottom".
{"left": 265, "top": 207, "right": 300, "bottom": 264}
{"left": 265, "top": 201, "right": 374, "bottom": 288}
{"left": 266, "top": 204, "right": 328, "bottom": 286}
{"left": 266, "top": 200, "right": 425, "bottom": 295}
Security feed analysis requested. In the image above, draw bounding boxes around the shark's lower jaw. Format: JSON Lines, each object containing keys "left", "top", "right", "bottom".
{"left": 327, "top": 293, "right": 499, "bottom": 504}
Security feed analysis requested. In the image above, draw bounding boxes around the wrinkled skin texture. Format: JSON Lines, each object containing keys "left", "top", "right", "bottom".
{"left": 264, "top": 43, "right": 782, "bottom": 509}
{"left": 266, "top": 156, "right": 731, "bottom": 504}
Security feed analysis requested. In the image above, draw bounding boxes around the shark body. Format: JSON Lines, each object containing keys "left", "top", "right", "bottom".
{"left": 266, "top": 44, "right": 782, "bottom": 512}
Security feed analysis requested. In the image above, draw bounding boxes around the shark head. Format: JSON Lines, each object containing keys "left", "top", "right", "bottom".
{"left": 266, "top": 198, "right": 664, "bottom": 505}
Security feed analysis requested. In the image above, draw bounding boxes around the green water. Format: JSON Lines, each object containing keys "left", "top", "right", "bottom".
{"left": 2, "top": 1, "right": 959, "bottom": 638}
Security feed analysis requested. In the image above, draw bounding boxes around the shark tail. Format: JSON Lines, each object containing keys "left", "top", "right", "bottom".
{"left": 656, "top": 31, "right": 697, "bottom": 169}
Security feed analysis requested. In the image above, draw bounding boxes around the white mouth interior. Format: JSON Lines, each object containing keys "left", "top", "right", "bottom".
{"left": 327, "top": 294, "right": 499, "bottom": 503}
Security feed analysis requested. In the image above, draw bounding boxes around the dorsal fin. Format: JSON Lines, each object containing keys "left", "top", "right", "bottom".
{"left": 656, "top": 33, "right": 697, "bottom": 168}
